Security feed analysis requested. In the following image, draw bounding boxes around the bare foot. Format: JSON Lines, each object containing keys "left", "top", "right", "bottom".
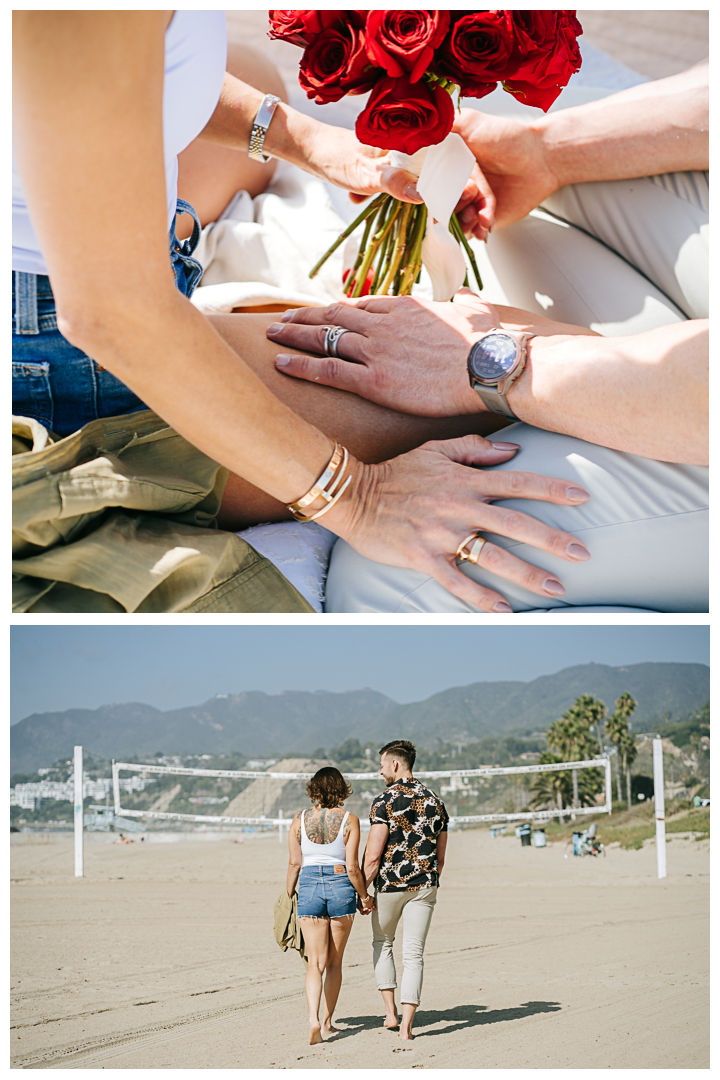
{"left": 309, "top": 1024, "right": 324, "bottom": 1045}
{"left": 384, "top": 1014, "right": 399, "bottom": 1030}
{"left": 320, "top": 1021, "right": 339, "bottom": 1037}
{"left": 399, "top": 1027, "right": 414, "bottom": 1041}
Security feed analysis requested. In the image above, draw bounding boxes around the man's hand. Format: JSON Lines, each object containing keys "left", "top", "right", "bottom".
{"left": 358, "top": 895, "right": 375, "bottom": 914}
{"left": 452, "top": 108, "right": 558, "bottom": 234}
{"left": 267, "top": 290, "right": 500, "bottom": 418}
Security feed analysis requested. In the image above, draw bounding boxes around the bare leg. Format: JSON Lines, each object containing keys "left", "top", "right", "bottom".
{"left": 320, "top": 915, "right": 354, "bottom": 1037}
{"left": 299, "top": 918, "right": 330, "bottom": 1045}
{"left": 381, "top": 988, "right": 399, "bottom": 1029}
{"left": 206, "top": 312, "right": 510, "bottom": 530}
{"left": 399, "top": 1001, "right": 418, "bottom": 1041}
{"left": 175, "top": 43, "right": 287, "bottom": 239}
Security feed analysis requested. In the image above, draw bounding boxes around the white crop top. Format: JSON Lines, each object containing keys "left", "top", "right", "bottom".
{"left": 301, "top": 810, "right": 350, "bottom": 867}
{"left": 12, "top": 10, "right": 227, "bottom": 274}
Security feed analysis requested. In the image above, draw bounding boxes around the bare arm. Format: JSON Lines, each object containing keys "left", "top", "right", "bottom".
{"left": 436, "top": 830, "right": 448, "bottom": 880}
{"left": 454, "top": 60, "right": 708, "bottom": 232}
{"left": 343, "top": 815, "right": 370, "bottom": 902}
{"left": 362, "top": 823, "right": 389, "bottom": 892}
{"left": 286, "top": 813, "right": 303, "bottom": 897}
{"left": 198, "top": 73, "right": 423, "bottom": 205}
{"left": 270, "top": 294, "right": 708, "bottom": 465}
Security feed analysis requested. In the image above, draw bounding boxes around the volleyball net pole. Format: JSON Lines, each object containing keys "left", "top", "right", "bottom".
{"left": 74, "top": 745, "right": 83, "bottom": 878}
{"left": 111, "top": 756, "right": 612, "bottom": 830}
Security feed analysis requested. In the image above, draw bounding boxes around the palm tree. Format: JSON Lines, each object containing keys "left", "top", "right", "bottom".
{"left": 530, "top": 751, "right": 573, "bottom": 820}
{"left": 605, "top": 693, "right": 637, "bottom": 807}
{"left": 546, "top": 696, "right": 605, "bottom": 808}
{"left": 621, "top": 728, "right": 638, "bottom": 808}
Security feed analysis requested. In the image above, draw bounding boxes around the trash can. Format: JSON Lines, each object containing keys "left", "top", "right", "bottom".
{"left": 572, "top": 831, "right": 582, "bottom": 856}
{"left": 533, "top": 829, "right": 547, "bottom": 848}
{"left": 519, "top": 823, "right": 532, "bottom": 846}
{"left": 489, "top": 828, "right": 497, "bottom": 838}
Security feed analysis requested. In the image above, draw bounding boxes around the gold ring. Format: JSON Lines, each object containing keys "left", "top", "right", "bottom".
{"left": 456, "top": 533, "right": 487, "bottom": 565}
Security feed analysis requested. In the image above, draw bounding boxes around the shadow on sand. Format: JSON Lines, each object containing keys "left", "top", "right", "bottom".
{"left": 332, "top": 1000, "right": 562, "bottom": 1041}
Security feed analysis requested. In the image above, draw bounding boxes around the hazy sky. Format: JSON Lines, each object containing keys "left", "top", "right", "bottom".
{"left": 10, "top": 625, "right": 708, "bottom": 724}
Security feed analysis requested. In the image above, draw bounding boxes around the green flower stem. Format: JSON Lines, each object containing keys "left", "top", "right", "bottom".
{"left": 398, "top": 205, "right": 427, "bottom": 295}
{"left": 377, "top": 203, "right": 413, "bottom": 294}
{"left": 308, "top": 194, "right": 385, "bottom": 279}
{"left": 351, "top": 197, "right": 403, "bottom": 297}
{"left": 450, "top": 213, "right": 484, "bottom": 292}
{"left": 344, "top": 197, "right": 389, "bottom": 296}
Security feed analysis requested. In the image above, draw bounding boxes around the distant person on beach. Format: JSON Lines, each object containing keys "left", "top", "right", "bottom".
{"left": 113, "top": 833, "right": 133, "bottom": 845}
{"left": 287, "top": 767, "right": 373, "bottom": 1045}
{"left": 362, "top": 740, "right": 449, "bottom": 1041}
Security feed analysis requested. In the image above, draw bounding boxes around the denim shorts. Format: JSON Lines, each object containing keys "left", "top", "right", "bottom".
{"left": 12, "top": 198, "right": 204, "bottom": 438}
{"left": 297, "top": 865, "right": 358, "bottom": 919}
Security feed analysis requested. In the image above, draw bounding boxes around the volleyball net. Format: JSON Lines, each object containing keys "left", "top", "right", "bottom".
{"left": 112, "top": 756, "right": 613, "bottom": 830}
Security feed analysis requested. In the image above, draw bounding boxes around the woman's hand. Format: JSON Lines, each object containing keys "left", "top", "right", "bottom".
{"left": 299, "top": 124, "right": 496, "bottom": 236}
{"left": 268, "top": 291, "right": 498, "bottom": 417}
{"left": 324, "top": 435, "right": 591, "bottom": 613}
{"left": 358, "top": 895, "right": 375, "bottom": 914}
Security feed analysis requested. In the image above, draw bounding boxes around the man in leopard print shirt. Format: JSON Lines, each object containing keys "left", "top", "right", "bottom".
{"left": 362, "top": 739, "right": 448, "bottom": 1041}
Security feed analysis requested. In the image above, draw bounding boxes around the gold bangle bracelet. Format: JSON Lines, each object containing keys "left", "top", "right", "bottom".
{"left": 291, "top": 474, "right": 353, "bottom": 523}
{"left": 287, "top": 443, "right": 353, "bottom": 522}
{"left": 288, "top": 442, "right": 343, "bottom": 514}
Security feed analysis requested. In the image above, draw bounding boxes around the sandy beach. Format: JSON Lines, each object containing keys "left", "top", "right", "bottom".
{"left": 11, "top": 828, "right": 708, "bottom": 1069}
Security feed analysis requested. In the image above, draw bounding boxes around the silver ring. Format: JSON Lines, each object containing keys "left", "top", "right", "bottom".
{"left": 322, "top": 324, "right": 350, "bottom": 358}
{"left": 456, "top": 533, "right": 487, "bottom": 565}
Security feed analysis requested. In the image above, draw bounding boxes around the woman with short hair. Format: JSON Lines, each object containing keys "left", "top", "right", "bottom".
{"left": 287, "top": 767, "right": 373, "bottom": 1044}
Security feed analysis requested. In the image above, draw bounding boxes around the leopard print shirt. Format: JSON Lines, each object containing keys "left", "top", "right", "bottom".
{"left": 369, "top": 779, "right": 449, "bottom": 892}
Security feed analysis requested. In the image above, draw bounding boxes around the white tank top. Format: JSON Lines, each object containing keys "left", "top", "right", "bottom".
{"left": 301, "top": 810, "right": 350, "bottom": 867}
{"left": 12, "top": 10, "right": 227, "bottom": 274}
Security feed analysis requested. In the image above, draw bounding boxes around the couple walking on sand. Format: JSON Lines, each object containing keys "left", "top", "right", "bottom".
{"left": 286, "top": 740, "right": 448, "bottom": 1044}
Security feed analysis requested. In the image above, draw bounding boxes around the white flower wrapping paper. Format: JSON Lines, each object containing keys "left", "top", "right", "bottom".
{"left": 390, "top": 132, "right": 476, "bottom": 301}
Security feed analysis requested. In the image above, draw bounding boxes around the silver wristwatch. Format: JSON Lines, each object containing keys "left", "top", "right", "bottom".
{"left": 467, "top": 328, "right": 534, "bottom": 419}
{"left": 248, "top": 94, "right": 281, "bottom": 163}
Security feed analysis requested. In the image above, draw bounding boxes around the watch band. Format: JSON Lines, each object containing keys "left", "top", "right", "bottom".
{"left": 248, "top": 94, "right": 281, "bottom": 163}
{"left": 468, "top": 330, "right": 534, "bottom": 420}
{"left": 473, "top": 383, "right": 520, "bottom": 419}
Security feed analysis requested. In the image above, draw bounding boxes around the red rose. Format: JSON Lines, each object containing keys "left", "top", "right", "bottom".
{"left": 355, "top": 75, "right": 454, "bottom": 155}
{"left": 268, "top": 10, "right": 345, "bottom": 48}
{"left": 503, "top": 10, "right": 583, "bottom": 111}
{"left": 299, "top": 24, "right": 378, "bottom": 104}
{"left": 365, "top": 10, "right": 450, "bottom": 83}
{"left": 435, "top": 11, "right": 518, "bottom": 98}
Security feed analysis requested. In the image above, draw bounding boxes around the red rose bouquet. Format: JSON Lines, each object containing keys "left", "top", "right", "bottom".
{"left": 269, "top": 10, "right": 582, "bottom": 299}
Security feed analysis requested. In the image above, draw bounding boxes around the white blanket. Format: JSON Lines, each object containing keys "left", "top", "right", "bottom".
{"left": 191, "top": 162, "right": 354, "bottom": 315}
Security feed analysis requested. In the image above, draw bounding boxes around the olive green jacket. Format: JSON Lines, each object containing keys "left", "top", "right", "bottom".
{"left": 12, "top": 411, "right": 314, "bottom": 614}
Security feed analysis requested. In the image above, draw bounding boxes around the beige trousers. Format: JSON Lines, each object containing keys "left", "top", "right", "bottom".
{"left": 372, "top": 887, "right": 438, "bottom": 1006}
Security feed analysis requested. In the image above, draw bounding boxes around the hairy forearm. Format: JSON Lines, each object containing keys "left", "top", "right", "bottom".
{"left": 508, "top": 321, "right": 708, "bottom": 465}
{"left": 363, "top": 859, "right": 380, "bottom": 889}
{"left": 537, "top": 61, "right": 708, "bottom": 188}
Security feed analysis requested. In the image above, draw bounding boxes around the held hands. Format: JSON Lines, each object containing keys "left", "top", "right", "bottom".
{"left": 358, "top": 894, "right": 375, "bottom": 914}
{"left": 268, "top": 290, "right": 498, "bottom": 418}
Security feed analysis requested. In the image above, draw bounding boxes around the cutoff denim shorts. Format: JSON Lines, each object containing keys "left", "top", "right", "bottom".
{"left": 12, "top": 198, "right": 204, "bottom": 438}
{"left": 297, "top": 865, "right": 358, "bottom": 919}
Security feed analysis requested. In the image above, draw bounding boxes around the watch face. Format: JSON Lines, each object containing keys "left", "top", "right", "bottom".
{"left": 468, "top": 333, "right": 518, "bottom": 384}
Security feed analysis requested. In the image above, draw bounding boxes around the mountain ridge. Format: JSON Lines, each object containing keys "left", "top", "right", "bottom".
{"left": 10, "top": 662, "right": 709, "bottom": 774}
